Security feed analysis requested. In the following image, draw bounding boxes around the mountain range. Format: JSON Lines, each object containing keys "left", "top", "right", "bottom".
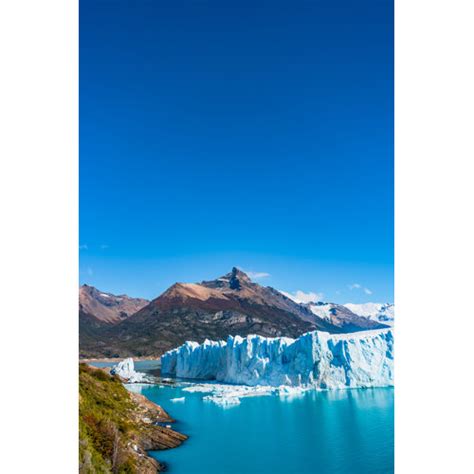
{"left": 79, "top": 284, "right": 149, "bottom": 323}
{"left": 301, "top": 301, "right": 395, "bottom": 329}
{"left": 79, "top": 268, "right": 391, "bottom": 358}
{"left": 343, "top": 302, "right": 394, "bottom": 326}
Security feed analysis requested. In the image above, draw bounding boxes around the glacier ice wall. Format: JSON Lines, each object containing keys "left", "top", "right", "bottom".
{"left": 161, "top": 329, "right": 393, "bottom": 389}
{"left": 111, "top": 358, "right": 148, "bottom": 383}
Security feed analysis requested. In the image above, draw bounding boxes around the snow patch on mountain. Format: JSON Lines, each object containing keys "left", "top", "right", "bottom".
{"left": 280, "top": 290, "right": 324, "bottom": 304}
{"left": 161, "top": 329, "right": 393, "bottom": 390}
{"left": 344, "top": 303, "right": 394, "bottom": 326}
{"left": 307, "top": 302, "right": 334, "bottom": 320}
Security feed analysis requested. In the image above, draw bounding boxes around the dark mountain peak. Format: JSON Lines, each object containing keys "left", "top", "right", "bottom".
{"left": 232, "top": 266, "right": 249, "bottom": 277}
{"left": 199, "top": 267, "right": 252, "bottom": 291}
{"left": 156, "top": 268, "right": 255, "bottom": 304}
{"left": 220, "top": 267, "right": 251, "bottom": 282}
{"left": 227, "top": 267, "right": 251, "bottom": 290}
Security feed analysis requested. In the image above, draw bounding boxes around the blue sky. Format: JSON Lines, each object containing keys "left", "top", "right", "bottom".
{"left": 80, "top": 0, "right": 393, "bottom": 303}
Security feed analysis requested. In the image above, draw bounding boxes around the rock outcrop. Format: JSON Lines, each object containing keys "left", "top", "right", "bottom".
{"left": 79, "top": 363, "right": 187, "bottom": 473}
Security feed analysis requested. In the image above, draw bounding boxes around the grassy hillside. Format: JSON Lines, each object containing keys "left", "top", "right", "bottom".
{"left": 79, "top": 363, "right": 186, "bottom": 473}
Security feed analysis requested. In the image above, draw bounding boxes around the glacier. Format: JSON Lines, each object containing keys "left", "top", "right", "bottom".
{"left": 161, "top": 329, "right": 393, "bottom": 390}
{"left": 111, "top": 358, "right": 149, "bottom": 383}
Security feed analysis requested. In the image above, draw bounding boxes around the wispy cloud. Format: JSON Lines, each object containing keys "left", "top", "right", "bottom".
{"left": 280, "top": 290, "right": 324, "bottom": 304}
{"left": 348, "top": 283, "right": 373, "bottom": 296}
{"left": 87, "top": 267, "right": 93, "bottom": 276}
{"left": 245, "top": 270, "right": 271, "bottom": 279}
{"left": 80, "top": 243, "right": 109, "bottom": 250}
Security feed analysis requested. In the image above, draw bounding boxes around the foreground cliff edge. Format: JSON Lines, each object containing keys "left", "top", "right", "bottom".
{"left": 79, "top": 364, "right": 187, "bottom": 473}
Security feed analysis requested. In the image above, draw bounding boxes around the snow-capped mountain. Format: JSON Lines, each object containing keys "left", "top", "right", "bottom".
{"left": 306, "top": 301, "right": 334, "bottom": 320}
{"left": 161, "top": 328, "right": 393, "bottom": 389}
{"left": 280, "top": 292, "right": 388, "bottom": 332}
{"left": 343, "top": 303, "right": 394, "bottom": 326}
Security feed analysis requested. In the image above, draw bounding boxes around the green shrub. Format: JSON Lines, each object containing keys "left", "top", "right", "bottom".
{"left": 79, "top": 364, "right": 138, "bottom": 473}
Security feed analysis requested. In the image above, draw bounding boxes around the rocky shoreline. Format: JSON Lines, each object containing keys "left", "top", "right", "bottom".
{"left": 79, "top": 363, "right": 187, "bottom": 473}
{"left": 126, "top": 391, "right": 187, "bottom": 472}
{"left": 80, "top": 356, "right": 161, "bottom": 363}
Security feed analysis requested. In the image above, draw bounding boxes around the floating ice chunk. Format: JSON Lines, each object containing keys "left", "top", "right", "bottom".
{"left": 182, "top": 384, "right": 216, "bottom": 393}
{"left": 203, "top": 395, "right": 241, "bottom": 407}
{"left": 170, "top": 397, "right": 185, "bottom": 403}
{"left": 111, "top": 358, "right": 148, "bottom": 383}
{"left": 277, "top": 385, "right": 307, "bottom": 399}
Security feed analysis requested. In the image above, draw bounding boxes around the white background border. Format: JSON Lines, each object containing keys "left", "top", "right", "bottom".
{"left": 1, "top": 0, "right": 474, "bottom": 472}
{"left": 396, "top": 0, "right": 474, "bottom": 471}
{"left": 1, "top": 0, "right": 78, "bottom": 471}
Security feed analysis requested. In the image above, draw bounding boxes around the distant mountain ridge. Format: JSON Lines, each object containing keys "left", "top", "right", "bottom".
{"left": 304, "top": 302, "right": 383, "bottom": 331}
{"left": 281, "top": 294, "right": 395, "bottom": 330}
{"left": 79, "top": 284, "right": 149, "bottom": 324}
{"left": 343, "top": 303, "right": 394, "bottom": 326}
{"left": 79, "top": 268, "right": 389, "bottom": 358}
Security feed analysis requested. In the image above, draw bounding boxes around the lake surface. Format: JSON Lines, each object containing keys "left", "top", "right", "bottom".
{"left": 133, "top": 384, "right": 394, "bottom": 474}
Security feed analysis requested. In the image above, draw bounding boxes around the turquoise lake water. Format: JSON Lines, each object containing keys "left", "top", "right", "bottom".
{"left": 134, "top": 384, "right": 393, "bottom": 474}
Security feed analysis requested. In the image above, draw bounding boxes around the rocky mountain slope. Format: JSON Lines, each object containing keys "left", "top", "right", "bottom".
{"left": 80, "top": 285, "right": 149, "bottom": 324}
{"left": 79, "top": 268, "right": 388, "bottom": 358}
{"left": 79, "top": 363, "right": 186, "bottom": 473}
